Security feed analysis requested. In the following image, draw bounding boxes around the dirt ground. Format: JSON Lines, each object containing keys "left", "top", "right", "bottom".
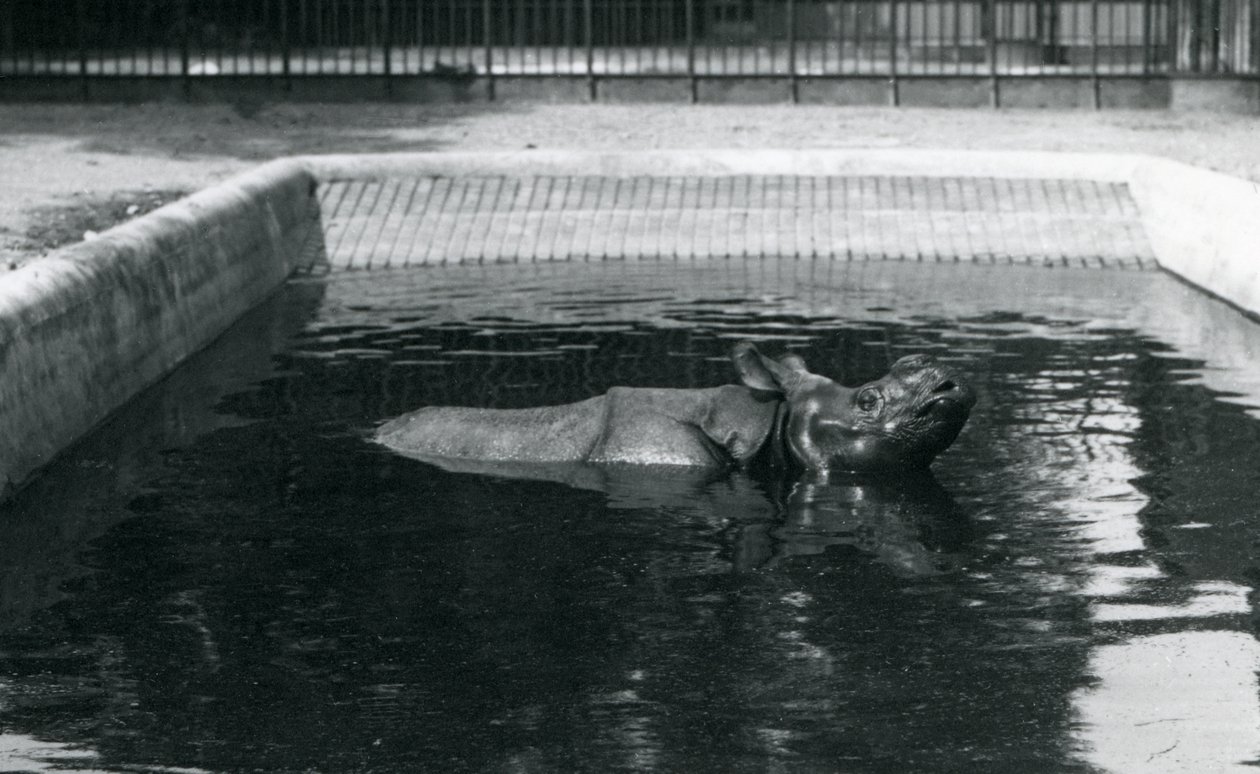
{"left": 2, "top": 101, "right": 1260, "bottom": 269}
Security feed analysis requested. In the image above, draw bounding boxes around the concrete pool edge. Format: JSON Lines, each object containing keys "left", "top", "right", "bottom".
{"left": 1, "top": 148, "right": 1257, "bottom": 498}
{"left": 0, "top": 157, "right": 317, "bottom": 497}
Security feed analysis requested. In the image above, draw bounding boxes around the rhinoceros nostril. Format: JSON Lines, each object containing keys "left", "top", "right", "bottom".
{"left": 933, "top": 380, "right": 957, "bottom": 393}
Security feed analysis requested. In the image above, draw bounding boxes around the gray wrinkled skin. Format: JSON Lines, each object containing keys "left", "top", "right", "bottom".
{"left": 375, "top": 341, "right": 975, "bottom": 474}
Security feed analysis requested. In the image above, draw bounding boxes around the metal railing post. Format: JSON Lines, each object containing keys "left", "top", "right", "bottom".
{"left": 483, "top": 0, "right": 494, "bottom": 100}
{"left": 383, "top": 0, "right": 392, "bottom": 96}
{"left": 281, "top": 0, "right": 292, "bottom": 92}
{"left": 686, "top": 0, "right": 697, "bottom": 103}
{"left": 179, "top": 0, "right": 191, "bottom": 100}
{"left": 987, "top": 0, "right": 999, "bottom": 107}
{"left": 889, "top": 0, "right": 900, "bottom": 106}
{"left": 1141, "top": 0, "right": 1153, "bottom": 74}
{"left": 1168, "top": 0, "right": 1179, "bottom": 73}
{"left": 788, "top": 0, "right": 798, "bottom": 102}
{"left": 77, "top": 0, "right": 89, "bottom": 100}
{"left": 1251, "top": 0, "right": 1260, "bottom": 74}
{"left": 1090, "top": 0, "right": 1101, "bottom": 108}
{"left": 584, "top": 0, "right": 595, "bottom": 100}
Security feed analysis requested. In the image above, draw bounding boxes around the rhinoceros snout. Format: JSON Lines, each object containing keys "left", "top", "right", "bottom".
{"left": 921, "top": 373, "right": 976, "bottom": 413}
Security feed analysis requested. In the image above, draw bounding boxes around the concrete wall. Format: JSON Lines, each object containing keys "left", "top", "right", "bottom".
{"left": 1170, "top": 77, "right": 1260, "bottom": 114}
{"left": 0, "top": 74, "right": 1242, "bottom": 110}
{"left": 1132, "top": 158, "right": 1260, "bottom": 319}
{"left": 0, "top": 158, "right": 316, "bottom": 495}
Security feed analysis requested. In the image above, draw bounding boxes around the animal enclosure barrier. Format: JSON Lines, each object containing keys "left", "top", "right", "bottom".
{"left": 1, "top": 0, "right": 1256, "bottom": 89}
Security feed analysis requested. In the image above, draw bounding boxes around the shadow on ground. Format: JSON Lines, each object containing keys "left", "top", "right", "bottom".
{"left": 0, "top": 102, "right": 533, "bottom": 161}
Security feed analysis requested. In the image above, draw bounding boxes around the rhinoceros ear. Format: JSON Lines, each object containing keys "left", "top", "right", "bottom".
{"left": 778, "top": 353, "right": 808, "bottom": 373}
{"left": 732, "top": 342, "right": 805, "bottom": 396}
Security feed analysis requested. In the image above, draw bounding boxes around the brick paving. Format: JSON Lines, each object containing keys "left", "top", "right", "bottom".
{"left": 313, "top": 174, "right": 1154, "bottom": 269}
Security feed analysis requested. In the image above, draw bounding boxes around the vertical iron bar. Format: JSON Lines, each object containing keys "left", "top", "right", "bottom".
{"left": 788, "top": 0, "right": 797, "bottom": 101}
{"left": 111, "top": 0, "right": 120, "bottom": 76}
{"left": 653, "top": 0, "right": 662, "bottom": 74}
{"left": 414, "top": 0, "right": 421, "bottom": 74}
{"left": 297, "top": 0, "right": 306, "bottom": 77}
{"left": 1202, "top": 0, "right": 1211, "bottom": 73}
{"left": 754, "top": 1, "right": 762, "bottom": 77}
{"left": 2, "top": 0, "right": 9, "bottom": 76}
{"left": 838, "top": 0, "right": 848, "bottom": 74}
{"left": 584, "top": 0, "right": 595, "bottom": 99}
{"left": 344, "top": 0, "right": 353, "bottom": 74}
{"left": 1169, "top": 0, "right": 1179, "bottom": 74}
{"left": 634, "top": 0, "right": 642, "bottom": 75}
{"left": 854, "top": 0, "right": 864, "bottom": 73}
{"left": 213, "top": 0, "right": 222, "bottom": 76}
{"left": 419, "top": 0, "right": 426, "bottom": 74}
{"left": 484, "top": 0, "right": 494, "bottom": 99}
{"left": 722, "top": 3, "right": 730, "bottom": 77}
{"left": 535, "top": 0, "right": 544, "bottom": 77}
{"left": 1091, "top": 0, "right": 1101, "bottom": 107}
{"left": 464, "top": 0, "right": 473, "bottom": 74}
{"left": 243, "top": 0, "right": 253, "bottom": 75}
{"left": 889, "top": 0, "right": 899, "bottom": 104}
{"left": 569, "top": 0, "right": 576, "bottom": 75}
{"left": 1142, "top": 0, "right": 1152, "bottom": 73}
{"left": 77, "top": 0, "right": 88, "bottom": 99}
{"left": 953, "top": 0, "right": 961, "bottom": 75}
{"left": 311, "top": 0, "right": 319, "bottom": 75}
{"left": 148, "top": 0, "right": 156, "bottom": 75}
{"left": 447, "top": 0, "right": 455, "bottom": 73}
{"left": 1251, "top": 0, "right": 1260, "bottom": 74}
{"left": 180, "top": 0, "right": 191, "bottom": 98}
{"left": 1044, "top": 0, "right": 1058, "bottom": 72}
{"left": 383, "top": 0, "right": 393, "bottom": 94}
{"left": 937, "top": 0, "right": 945, "bottom": 75}
{"left": 686, "top": 0, "right": 697, "bottom": 101}
{"left": 362, "top": 0, "right": 370, "bottom": 75}
{"left": 1109, "top": 0, "right": 1116, "bottom": 75}
{"left": 987, "top": 0, "right": 998, "bottom": 105}
{"left": 1210, "top": 0, "right": 1221, "bottom": 74}
{"left": 282, "top": 0, "right": 292, "bottom": 89}
{"left": 400, "top": 0, "right": 409, "bottom": 74}
{"left": 26, "top": 0, "right": 34, "bottom": 75}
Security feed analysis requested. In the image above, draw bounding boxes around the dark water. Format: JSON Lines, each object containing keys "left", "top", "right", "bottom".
{"left": 2, "top": 260, "right": 1260, "bottom": 773}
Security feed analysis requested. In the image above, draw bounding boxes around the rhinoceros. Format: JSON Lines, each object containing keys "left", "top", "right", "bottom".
{"left": 375, "top": 341, "right": 975, "bottom": 475}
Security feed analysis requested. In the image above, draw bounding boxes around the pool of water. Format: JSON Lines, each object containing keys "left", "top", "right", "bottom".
{"left": 2, "top": 259, "right": 1260, "bottom": 773}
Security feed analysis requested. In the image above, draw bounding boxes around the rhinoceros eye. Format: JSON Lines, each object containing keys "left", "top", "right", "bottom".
{"left": 856, "top": 388, "right": 882, "bottom": 414}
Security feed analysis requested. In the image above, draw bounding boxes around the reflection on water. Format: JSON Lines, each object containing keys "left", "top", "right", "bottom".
{"left": 413, "top": 460, "right": 968, "bottom": 577}
{"left": 0, "top": 260, "right": 1259, "bottom": 772}
{"left": 0, "top": 732, "right": 102, "bottom": 773}
{"left": 755, "top": 473, "right": 969, "bottom": 576}
{"left": 1075, "top": 632, "right": 1260, "bottom": 774}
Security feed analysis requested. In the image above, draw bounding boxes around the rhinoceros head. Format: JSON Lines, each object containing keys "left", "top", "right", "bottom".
{"left": 732, "top": 342, "right": 975, "bottom": 472}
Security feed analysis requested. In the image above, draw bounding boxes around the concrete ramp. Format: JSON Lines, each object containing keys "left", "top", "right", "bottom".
{"left": 311, "top": 174, "right": 1155, "bottom": 271}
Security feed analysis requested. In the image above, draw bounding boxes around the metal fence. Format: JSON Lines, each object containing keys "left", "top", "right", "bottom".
{"left": 1, "top": 1, "right": 1257, "bottom": 85}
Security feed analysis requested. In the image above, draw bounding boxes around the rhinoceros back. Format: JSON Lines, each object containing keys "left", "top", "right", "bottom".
{"left": 374, "top": 385, "right": 777, "bottom": 469}
{"left": 375, "top": 396, "right": 607, "bottom": 463}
